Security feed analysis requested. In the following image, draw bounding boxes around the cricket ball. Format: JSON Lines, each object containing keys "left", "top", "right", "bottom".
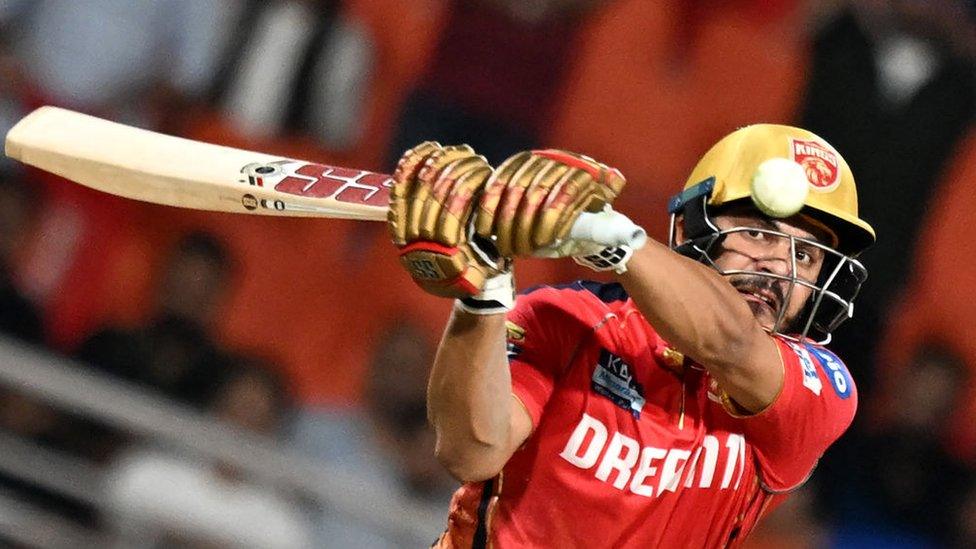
{"left": 749, "top": 157, "right": 810, "bottom": 218}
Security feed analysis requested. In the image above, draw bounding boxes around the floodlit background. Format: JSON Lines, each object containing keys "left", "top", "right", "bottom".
{"left": 0, "top": 0, "right": 973, "bottom": 547}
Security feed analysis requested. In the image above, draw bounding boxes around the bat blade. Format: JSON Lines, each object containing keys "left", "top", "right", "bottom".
{"left": 4, "top": 106, "right": 391, "bottom": 221}
{"left": 4, "top": 107, "right": 647, "bottom": 249}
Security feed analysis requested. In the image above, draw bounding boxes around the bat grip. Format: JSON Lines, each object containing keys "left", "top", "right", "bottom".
{"left": 569, "top": 210, "right": 647, "bottom": 249}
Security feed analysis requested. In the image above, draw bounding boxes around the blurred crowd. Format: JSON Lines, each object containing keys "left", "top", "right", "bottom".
{"left": 0, "top": 0, "right": 973, "bottom": 547}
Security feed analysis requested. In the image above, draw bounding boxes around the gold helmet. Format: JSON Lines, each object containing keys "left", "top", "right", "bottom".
{"left": 681, "top": 124, "right": 874, "bottom": 255}
{"left": 668, "top": 124, "right": 875, "bottom": 343}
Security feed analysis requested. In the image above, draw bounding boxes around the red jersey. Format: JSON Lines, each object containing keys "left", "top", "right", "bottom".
{"left": 435, "top": 281, "right": 856, "bottom": 548}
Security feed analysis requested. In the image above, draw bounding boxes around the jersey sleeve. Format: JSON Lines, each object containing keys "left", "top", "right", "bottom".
{"left": 735, "top": 338, "right": 858, "bottom": 492}
{"left": 506, "top": 287, "right": 586, "bottom": 427}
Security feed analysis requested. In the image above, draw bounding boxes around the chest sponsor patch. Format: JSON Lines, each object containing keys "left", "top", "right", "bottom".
{"left": 591, "top": 349, "right": 645, "bottom": 419}
{"left": 786, "top": 341, "right": 823, "bottom": 396}
{"left": 806, "top": 345, "right": 852, "bottom": 399}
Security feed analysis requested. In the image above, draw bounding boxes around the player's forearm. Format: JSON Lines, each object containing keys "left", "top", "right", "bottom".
{"left": 618, "top": 239, "right": 764, "bottom": 368}
{"left": 428, "top": 307, "right": 515, "bottom": 481}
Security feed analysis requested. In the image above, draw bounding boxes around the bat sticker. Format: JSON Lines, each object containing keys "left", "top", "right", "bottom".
{"left": 240, "top": 161, "right": 392, "bottom": 206}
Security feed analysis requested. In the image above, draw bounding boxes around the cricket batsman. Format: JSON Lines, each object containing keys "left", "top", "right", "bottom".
{"left": 387, "top": 124, "right": 874, "bottom": 548}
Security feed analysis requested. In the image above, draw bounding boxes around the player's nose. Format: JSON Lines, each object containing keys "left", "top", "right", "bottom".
{"left": 752, "top": 240, "right": 794, "bottom": 277}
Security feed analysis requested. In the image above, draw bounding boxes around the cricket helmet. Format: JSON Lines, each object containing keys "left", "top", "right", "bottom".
{"left": 668, "top": 124, "right": 876, "bottom": 343}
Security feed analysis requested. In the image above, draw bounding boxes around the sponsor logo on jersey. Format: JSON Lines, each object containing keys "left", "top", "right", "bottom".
{"left": 786, "top": 341, "right": 823, "bottom": 396}
{"left": 591, "top": 349, "right": 645, "bottom": 418}
{"left": 559, "top": 414, "right": 747, "bottom": 497}
{"left": 791, "top": 138, "right": 841, "bottom": 192}
{"left": 806, "top": 345, "right": 852, "bottom": 399}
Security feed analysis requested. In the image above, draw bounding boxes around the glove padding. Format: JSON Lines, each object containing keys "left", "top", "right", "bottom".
{"left": 388, "top": 142, "right": 504, "bottom": 298}
{"left": 475, "top": 149, "right": 627, "bottom": 257}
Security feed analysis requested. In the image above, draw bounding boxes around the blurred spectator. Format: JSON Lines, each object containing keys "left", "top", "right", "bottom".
{"left": 76, "top": 231, "right": 235, "bottom": 408}
{"left": 105, "top": 355, "right": 312, "bottom": 548}
{"left": 387, "top": 0, "right": 604, "bottom": 167}
{"left": 0, "top": 169, "right": 42, "bottom": 344}
{"left": 9, "top": 0, "right": 233, "bottom": 130}
{"left": 838, "top": 343, "right": 971, "bottom": 546}
{"left": 209, "top": 0, "right": 374, "bottom": 150}
{"left": 544, "top": 0, "right": 808, "bottom": 239}
{"left": 210, "top": 355, "right": 293, "bottom": 436}
{"left": 799, "top": 0, "right": 975, "bottom": 526}
{"left": 0, "top": 169, "right": 98, "bottom": 528}
{"left": 362, "top": 321, "right": 455, "bottom": 503}
{"left": 0, "top": 1, "right": 30, "bottom": 163}
{"left": 0, "top": 388, "right": 99, "bottom": 529}
{"left": 7, "top": 1, "right": 240, "bottom": 351}
{"left": 292, "top": 320, "right": 452, "bottom": 547}
{"left": 800, "top": 0, "right": 976, "bottom": 394}
{"left": 953, "top": 480, "right": 976, "bottom": 548}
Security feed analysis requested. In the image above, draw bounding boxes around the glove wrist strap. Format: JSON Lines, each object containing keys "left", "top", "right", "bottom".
{"left": 457, "top": 271, "right": 515, "bottom": 315}
{"left": 573, "top": 245, "right": 636, "bottom": 274}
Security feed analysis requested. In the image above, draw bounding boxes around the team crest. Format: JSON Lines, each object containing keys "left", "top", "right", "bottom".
{"left": 591, "top": 349, "right": 646, "bottom": 419}
{"left": 790, "top": 139, "right": 840, "bottom": 192}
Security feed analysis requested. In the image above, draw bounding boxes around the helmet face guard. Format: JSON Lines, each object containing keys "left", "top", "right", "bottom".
{"left": 668, "top": 179, "right": 868, "bottom": 344}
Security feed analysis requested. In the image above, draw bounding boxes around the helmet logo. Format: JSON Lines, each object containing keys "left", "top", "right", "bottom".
{"left": 790, "top": 139, "right": 840, "bottom": 192}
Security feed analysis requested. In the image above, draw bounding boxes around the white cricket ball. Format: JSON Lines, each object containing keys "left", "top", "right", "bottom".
{"left": 749, "top": 157, "right": 810, "bottom": 218}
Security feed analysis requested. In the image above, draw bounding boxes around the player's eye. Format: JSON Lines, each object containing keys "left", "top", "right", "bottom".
{"left": 746, "top": 229, "right": 765, "bottom": 240}
{"left": 795, "top": 244, "right": 824, "bottom": 269}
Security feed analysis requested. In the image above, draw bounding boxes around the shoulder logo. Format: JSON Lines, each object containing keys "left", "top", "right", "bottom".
{"left": 786, "top": 341, "right": 823, "bottom": 396}
{"left": 591, "top": 349, "right": 645, "bottom": 418}
{"left": 806, "top": 345, "right": 852, "bottom": 399}
{"left": 790, "top": 139, "right": 840, "bottom": 192}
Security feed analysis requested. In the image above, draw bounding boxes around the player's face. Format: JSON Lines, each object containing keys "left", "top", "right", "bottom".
{"left": 710, "top": 211, "right": 832, "bottom": 332}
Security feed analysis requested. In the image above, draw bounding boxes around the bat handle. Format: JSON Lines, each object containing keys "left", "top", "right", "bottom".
{"left": 569, "top": 209, "right": 647, "bottom": 249}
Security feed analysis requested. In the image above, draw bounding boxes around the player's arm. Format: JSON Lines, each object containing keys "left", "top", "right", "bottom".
{"left": 471, "top": 148, "right": 852, "bottom": 488}
{"left": 388, "top": 145, "right": 628, "bottom": 480}
{"left": 387, "top": 143, "right": 536, "bottom": 482}
{"left": 427, "top": 150, "right": 633, "bottom": 482}
{"left": 427, "top": 309, "right": 532, "bottom": 482}
{"left": 452, "top": 146, "right": 779, "bottom": 413}
{"left": 617, "top": 239, "right": 781, "bottom": 413}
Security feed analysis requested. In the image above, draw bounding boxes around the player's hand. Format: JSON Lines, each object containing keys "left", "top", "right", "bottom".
{"left": 475, "top": 149, "right": 627, "bottom": 257}
{"left": 388, "top": 142, "right": 507, "bottom": 300}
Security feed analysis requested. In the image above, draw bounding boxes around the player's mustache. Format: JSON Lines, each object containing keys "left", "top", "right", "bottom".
{"left": 729, "top": 275, "right": 786, "bottom": 311}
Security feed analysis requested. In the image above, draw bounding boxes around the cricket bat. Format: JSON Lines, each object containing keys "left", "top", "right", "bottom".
{"left": 4, "top": 106, "right": 645, "bottom": 247}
